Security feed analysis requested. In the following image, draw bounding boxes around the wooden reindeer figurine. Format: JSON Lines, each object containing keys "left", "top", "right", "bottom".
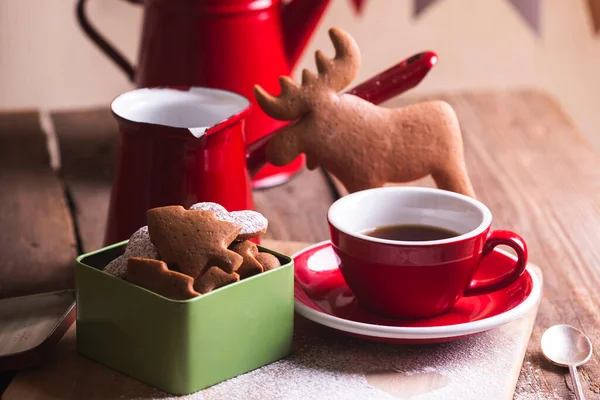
{"left": 254, "top": 27, "right": 475, "bottom": 197}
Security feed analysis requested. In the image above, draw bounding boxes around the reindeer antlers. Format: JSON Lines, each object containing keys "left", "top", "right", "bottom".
{"left": 253, "top": 27, "right": 361, "bottom": 121}
{"left": 254, "top": 76, "right": 307, "bottom": 121}
{"left": 314, "top": 27, "right": 361, "bottom": 92}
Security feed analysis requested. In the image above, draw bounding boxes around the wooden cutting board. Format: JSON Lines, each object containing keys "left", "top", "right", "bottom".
{"left": 4, "top": 240, "right": 542, "bottom": 400}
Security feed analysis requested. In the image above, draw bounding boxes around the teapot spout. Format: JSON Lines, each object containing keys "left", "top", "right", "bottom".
{"left": 282, "top": 0, "right": 331, "bottom": 68}
{"left": 246, "top": 51, "right": 438, "bottom": 177}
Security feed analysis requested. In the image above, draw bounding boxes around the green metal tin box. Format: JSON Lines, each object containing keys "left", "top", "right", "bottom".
{"left": 76, "top": 241, "right": 294, "bottom": 395}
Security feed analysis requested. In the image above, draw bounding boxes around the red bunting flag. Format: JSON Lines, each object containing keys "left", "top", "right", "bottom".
{"left": 350, "top": 0, "right": 367, "bottom": 15}
{"left": 350, "top": 1, "right": 600, "bottom": 36}
{"left": 413, "top": 0, "right": 437, "bottom": 16}
{"left": 413, "top": 0, "right": 540, "bottom": 34}
{"left": 507, "top": 0, "right": 541, "bottom": 35}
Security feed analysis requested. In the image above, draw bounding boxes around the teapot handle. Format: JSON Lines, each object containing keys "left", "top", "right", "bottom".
{"left": 75, "top": 0, "right": 137, "bottom": 82}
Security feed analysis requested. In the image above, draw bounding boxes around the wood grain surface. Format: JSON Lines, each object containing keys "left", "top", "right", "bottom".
{"left": 0, "top": 112, "right": 77, "bottom": 299}
{"left": 51, "top": 109, "right": 118, "bottom": 252}
{"left": 254, "top": 169, "right": 335, "bottom": 243}
{"left": 2, "top": 89, "right": 599, "bottom": 398}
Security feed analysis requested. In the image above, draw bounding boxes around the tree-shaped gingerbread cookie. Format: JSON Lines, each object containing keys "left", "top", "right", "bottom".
{"left": 254, "top": 27, "right": 475, "bottom": 197}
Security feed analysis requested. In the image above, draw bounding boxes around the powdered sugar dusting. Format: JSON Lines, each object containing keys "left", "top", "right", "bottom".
{"left": 190, "top": 202, "right": 268, "bottom": 239}
{"left": 104, "top": 255, "right": 127, "bottom": 278}
{"left": 189, "top": 202, "right": 227, "bottom": 214}
{"left": 125, "top": 226, "right": 159, "bottom": 259}
{"left": 104, "top": 226, "right": 159, "bottom": 278}
{"left": 223, "top": 211, "right": 267, "bottom": 237}
{"left": 135, "top": 307, "right": 538, "bottom": 400}
{"left": 513, "top": 361, "right": 563, "bottom": 399}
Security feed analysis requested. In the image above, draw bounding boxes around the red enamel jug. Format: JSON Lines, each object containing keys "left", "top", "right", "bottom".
{"left": 76, "top": 0, "right": 332, "bottom": 188}
{"left": 103, "top": 52, "right": 438, "bottom": 245}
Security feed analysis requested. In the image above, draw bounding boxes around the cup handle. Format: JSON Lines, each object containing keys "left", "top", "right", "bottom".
{"left": 463, "top": 230, "right": 528, "bottom": 296}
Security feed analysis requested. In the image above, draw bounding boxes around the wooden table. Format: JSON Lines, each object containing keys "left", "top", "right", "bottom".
{"left": 0, "top": 89, "right": 599, "bottom": 399}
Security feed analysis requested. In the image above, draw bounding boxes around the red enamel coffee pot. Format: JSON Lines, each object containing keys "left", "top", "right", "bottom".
{"left": 104, "top": 52, "right": 438, "bottom": 245}
{"left": 76, "top": 0, "right": 332, "bottom": 188}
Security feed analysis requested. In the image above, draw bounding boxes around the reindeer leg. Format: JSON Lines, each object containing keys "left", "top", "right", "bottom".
{"left": 431, "top": 164, "right": 476, "bottom": 198}
{"left": 342, "top": 179, "right": 383, "bottom": 194}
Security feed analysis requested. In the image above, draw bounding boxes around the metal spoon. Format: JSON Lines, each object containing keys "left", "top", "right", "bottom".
{"left": 541, "top": 324, "right": 593, "bottom": 400}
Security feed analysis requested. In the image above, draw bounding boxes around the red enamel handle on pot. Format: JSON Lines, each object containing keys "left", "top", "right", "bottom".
{"left": 246, "top": 50, "right": 438, "bottom": 176}
{"left": 464, "top": 230, "right": 528, "bottom": 296}
{"left": 347, "top": 51, "right": 438, "bottom": 104}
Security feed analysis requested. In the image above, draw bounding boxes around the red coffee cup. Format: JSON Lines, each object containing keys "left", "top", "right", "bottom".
{"left": 328, "top": 187, "right": 528, "bottom": 319}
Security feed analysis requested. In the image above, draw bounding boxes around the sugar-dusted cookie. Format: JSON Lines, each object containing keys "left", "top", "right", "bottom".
{"left": 190, "top": 202, "right": 268, "bottom": 240}
{"left": 194, "top": 266, "right": 240, "bottom": 294}
{"left": 229, "top": 240, "right": 263, "bottom": 279}
{"left": 104, "top": 256, "right": 128, "bottom": 278}
{"left": 126, "top": 226, "right": 160, "bottom": 259}
{"left": 125, "top": 257, "right": 200, "bottom": 300}
{"left": 104, "top": 226, "right": 159, "bottom": 278}
{"left": 254, "top": 27, "right": 475, "bottom": 197}
{"left": 256, "top": 252, "right": 281, "bottom": 271}
{"left": 189, "top": 202, "right": 227, "bottom": 215}
{"left": 147, "top": 206, "right": 243, "bottom": 278}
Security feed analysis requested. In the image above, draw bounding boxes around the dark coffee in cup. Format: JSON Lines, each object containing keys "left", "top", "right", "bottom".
{"left": 364, "top": 224, "right": 459, "bottom": 242}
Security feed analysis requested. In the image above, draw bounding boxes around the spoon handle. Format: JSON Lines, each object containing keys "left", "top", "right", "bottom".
{"left": 569, "top": 365, "right": 585, "bottom": 400}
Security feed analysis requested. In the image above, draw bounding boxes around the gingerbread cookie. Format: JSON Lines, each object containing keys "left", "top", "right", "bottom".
{"left": 229, "top": 241, "right": 263, "bottom": 279}
{"left": 256, "top": 252, "right": 281, "bottom": 271}
{"left": 194, "top": 266, "right": 240, "bottom": 294}
{"left": 229, "top": 241, "right": 282, "bottom": 278}
{"left": 105, "top": 226, "right": 159, "bottom": 278}
{"left": 147, "top": 206, "right": 243, "bottom": 278}
{"left": 254, "top": 27, "right": 475, "bottom": 197}
{"left": 190, "top": 202, "right": 268, "bottom": 240}
{"left": 125, "top": 257, "right": 200, "bottom": 300}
